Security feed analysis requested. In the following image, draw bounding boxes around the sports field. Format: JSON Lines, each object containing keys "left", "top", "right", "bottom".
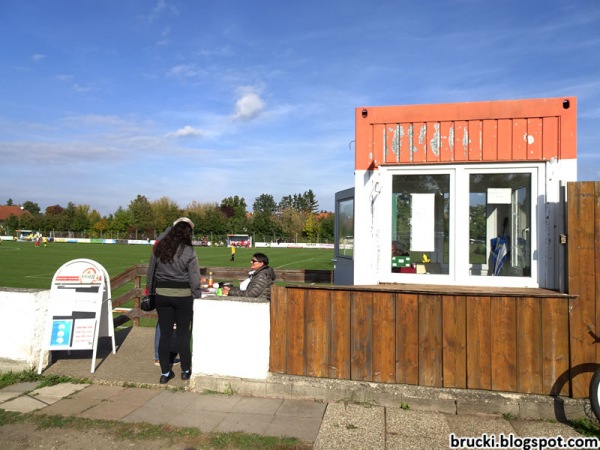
{"left": 0, "top": 240, "right": 334, "bottom": 289}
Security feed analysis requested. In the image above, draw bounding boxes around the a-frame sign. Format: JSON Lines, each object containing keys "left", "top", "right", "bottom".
{"left": 38, "top": 259, "right": 115, "bottom": 374}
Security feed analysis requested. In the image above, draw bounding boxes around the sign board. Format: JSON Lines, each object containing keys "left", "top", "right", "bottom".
{"left": 38, "top": 259, "right": 115, "bottom": 374}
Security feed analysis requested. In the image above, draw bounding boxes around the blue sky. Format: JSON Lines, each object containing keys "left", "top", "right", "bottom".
{"left": 1, "top": 0, "right": 599, "bottom": 216}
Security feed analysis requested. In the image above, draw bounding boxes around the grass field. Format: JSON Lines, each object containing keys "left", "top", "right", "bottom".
{"left": 0, "top": 241, "right": 334, "bottom": 289}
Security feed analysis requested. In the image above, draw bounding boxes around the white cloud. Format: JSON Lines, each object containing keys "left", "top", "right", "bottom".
{"left": 231, "top": 92, "right": 266, "bottom": 122}
{"left": 31, "top": 54, "right": 45, "bottom": 62}
{"left": 167, "top": 125, "right": 204, "bottom": 138}
{"left": 167, "top": 64, "right": 204, "bottom": 79}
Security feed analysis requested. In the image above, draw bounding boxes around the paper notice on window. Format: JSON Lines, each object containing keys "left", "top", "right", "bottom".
{"left": 410, "top": 193, "right": 435, "bottom": 252}
{"left": 487, "top": 188, "right": 512, "bottom": 204}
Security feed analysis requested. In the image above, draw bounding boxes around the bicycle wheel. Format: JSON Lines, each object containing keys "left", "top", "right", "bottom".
{"left": 589, "top": 368, "right": 600, "bottom": 422}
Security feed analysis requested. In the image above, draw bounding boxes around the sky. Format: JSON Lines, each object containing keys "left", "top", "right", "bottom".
{"left": 1, "top": 0, "right": 599, "bottom": 216}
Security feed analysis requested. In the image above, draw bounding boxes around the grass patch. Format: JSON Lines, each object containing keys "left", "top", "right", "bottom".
{"left": 0, "top": 410, "right": 311, "bottom": 449}
{"left": 0, "top": 240, "right": 334, "bottom": 289}
{"left": 569, "top": 418, "right": 600, "bottom": 438}
{"left": 0, "top": 369, "right": 90, "bottom": 390}
{"left": 502, "top": 412, "right": 516, "bottom": 421}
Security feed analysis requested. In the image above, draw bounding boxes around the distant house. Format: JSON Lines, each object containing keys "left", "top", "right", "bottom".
{"left": 0, "top": 205, "right": 33, "bottom": 230}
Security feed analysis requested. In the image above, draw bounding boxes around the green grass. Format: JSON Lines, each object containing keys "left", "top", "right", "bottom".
{"left": 0, "top": 409, "right": 311, "bottom": 449}
{"left": 0, "top": 240, "right": 334, "bottom": 289}
{"left": 569, "top": 418, "right": 600, "bottom": 439}
{"left": 0, "top": 369, "right": 90, "bottom": 390}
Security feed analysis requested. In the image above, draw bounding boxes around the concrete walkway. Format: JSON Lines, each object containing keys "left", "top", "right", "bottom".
{"left": 2, "top": 326, "right": 597, "bottom": 449}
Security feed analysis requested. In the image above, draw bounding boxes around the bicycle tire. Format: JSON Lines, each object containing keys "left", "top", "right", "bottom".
{"left": 590, "top": 368, "right": 600, "bottom": 422}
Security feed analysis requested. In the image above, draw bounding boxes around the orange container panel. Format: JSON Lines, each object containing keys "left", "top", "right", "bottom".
{"left": 355, "top": 97, "right": 576, "bottom": 171}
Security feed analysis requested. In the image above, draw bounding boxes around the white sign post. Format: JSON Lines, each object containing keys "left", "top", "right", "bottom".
{"left": 38, "top": 259, "right": 115, "bottom": 374}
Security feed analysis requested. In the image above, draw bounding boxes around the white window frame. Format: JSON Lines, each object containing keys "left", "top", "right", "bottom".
{"left": 378, "top": 163, "right": 544, "bottom": 288}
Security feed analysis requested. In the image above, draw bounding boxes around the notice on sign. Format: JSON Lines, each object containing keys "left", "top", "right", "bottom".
{"left": 72, "top": 319, "right": 97, "bottom": 349}
{"left": 50, "top": 320, "right": 73, "bottom": 347}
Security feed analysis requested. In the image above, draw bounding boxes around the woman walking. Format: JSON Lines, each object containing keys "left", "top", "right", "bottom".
{"left": 147, "top": 217, "right": 201, "bottom": 384}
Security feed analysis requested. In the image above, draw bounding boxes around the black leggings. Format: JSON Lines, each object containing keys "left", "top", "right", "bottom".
{"left": 155, "top": 294, "right": 193, "bottom": 374}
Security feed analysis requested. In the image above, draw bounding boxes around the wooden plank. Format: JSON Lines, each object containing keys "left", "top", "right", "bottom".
{"left": 490, "top": 297, "right": 517, "bottom": 392}
{"left": 568, "top": 182, "right": 597, "bottom": 398}
{"left": 286, "top": 288, "right": 306, "bottom": 376}
{"left": 442, "top": 295, "right": 467, "bottom": 388}
{"left": 596, "top": 183, "right": 600, "bottom": 368}
{"left": 351, "top": 291, "right": 373, "bottom": 381}
{"left": 466, "top": 296, "right": 491, "bottom": 390}
{"left": 269, "top": 285, "right": 287, "bottom": 373}
{"left": 372, "top": 292, "right": 396, "bottom": 383}
{"left": 305, "top": 289, "right": 330, "bottom": 378}
{"left": 329, "top": 290, "right": 351, "bottom": 379}
{"left": 517, "top": 297, "right": 543, "bottom": 394}
{"left": 542, "top": 297, "right": 570, "bottom": 396}
{"left": 396, "top": 293, "right": 419, "bottom": 384}
{"left": 418, "top": 294, "right": 443, "bottom": 387}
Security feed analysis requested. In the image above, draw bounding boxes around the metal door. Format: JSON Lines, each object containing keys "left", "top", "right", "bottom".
{"left": 333, "top": 188, "right": 354, "bottom": 285}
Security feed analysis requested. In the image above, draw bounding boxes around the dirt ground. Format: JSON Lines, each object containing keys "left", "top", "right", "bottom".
{"left": 0, "top": 422, "right": 195, "bottom": 449}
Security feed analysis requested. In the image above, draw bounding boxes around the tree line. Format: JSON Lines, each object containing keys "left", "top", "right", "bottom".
{"left": 2, "top": 190, "right": 335, "bottom": 243}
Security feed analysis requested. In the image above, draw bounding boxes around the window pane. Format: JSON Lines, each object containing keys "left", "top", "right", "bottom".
{"left": 336, "top": 198, "right": 354, "bottom": 258}
{"left": 391, "top": 174, "right": 450, "bottom": 274}
{"left": 469, "top": 173, "right": 531, "bottom": 277}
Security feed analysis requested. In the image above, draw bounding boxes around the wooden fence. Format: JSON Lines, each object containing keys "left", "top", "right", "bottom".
{"left": 269, "top": 181, "right": 600, "bottom": 399}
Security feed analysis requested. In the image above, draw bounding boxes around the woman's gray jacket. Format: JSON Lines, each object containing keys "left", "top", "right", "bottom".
{"left": 147, "top": 245, "right": 202, "bottom": 299}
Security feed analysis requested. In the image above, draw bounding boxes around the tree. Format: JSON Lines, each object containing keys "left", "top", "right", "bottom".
{"left": 128, "top": 195, "right": 154, "bottom": 237}
{"left": 274, "top": 208, "right": 304, "bottom": 242}
{"left": 61, "top": 202, "right": 77, "bottom": 231}
{"left": 253, "top": 194, "right": 277, "bottom": 215}
{"left": 151, "top": 197, "right": 182, "bottom": 235}
{"left": 22, "top": 201, "right": 41, "bottom": 216}
{"left": 110, "top": 207, "right": 133, "bottom": 236}
{"left": 45, "top": 205, "right": 64, "bottom": 216}
{"left": 72, "top": 205, "right": 90, "bottom": 233}
{"left": 220, "top": 196, "right": 248, "bottom": 233}
{"left": 6, "top": 199, "right": 13, "bottom": 206}
{"left": 196, "top": 204, "right": 228, "bottom": 239}
{"left": 302, "top": 189, "right": 319, "bottom": 213}
{"left": 93, "top": 218, "right": 110, "bottom": 237}
{"left": 318, "top": 213, "right": 335, "bottom": 242}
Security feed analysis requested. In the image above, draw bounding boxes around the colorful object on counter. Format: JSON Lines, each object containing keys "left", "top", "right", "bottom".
{"left": 392, "top": 256, "right": 411, "bottom": 268}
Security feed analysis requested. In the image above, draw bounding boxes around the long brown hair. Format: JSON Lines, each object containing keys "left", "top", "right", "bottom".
{"left": 153, "top": 222, "right": 193, "bottom": 263}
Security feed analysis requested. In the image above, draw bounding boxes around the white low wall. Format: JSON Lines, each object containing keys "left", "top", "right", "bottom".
{"left": 0, "top": 288, "right": 49, "bottom": 371}
{"left": 192, "top": 298, "right": 270, "bottom": 380}
{"left": 0, "top": 288, "right": 271, "bottom": 379}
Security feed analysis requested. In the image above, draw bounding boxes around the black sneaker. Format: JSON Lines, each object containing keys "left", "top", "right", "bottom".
{"left": 159, "top": 370, "right": 175, "bottom": 384}
{"left": 181, "top": 370, "right": 191, "bottom": 381}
